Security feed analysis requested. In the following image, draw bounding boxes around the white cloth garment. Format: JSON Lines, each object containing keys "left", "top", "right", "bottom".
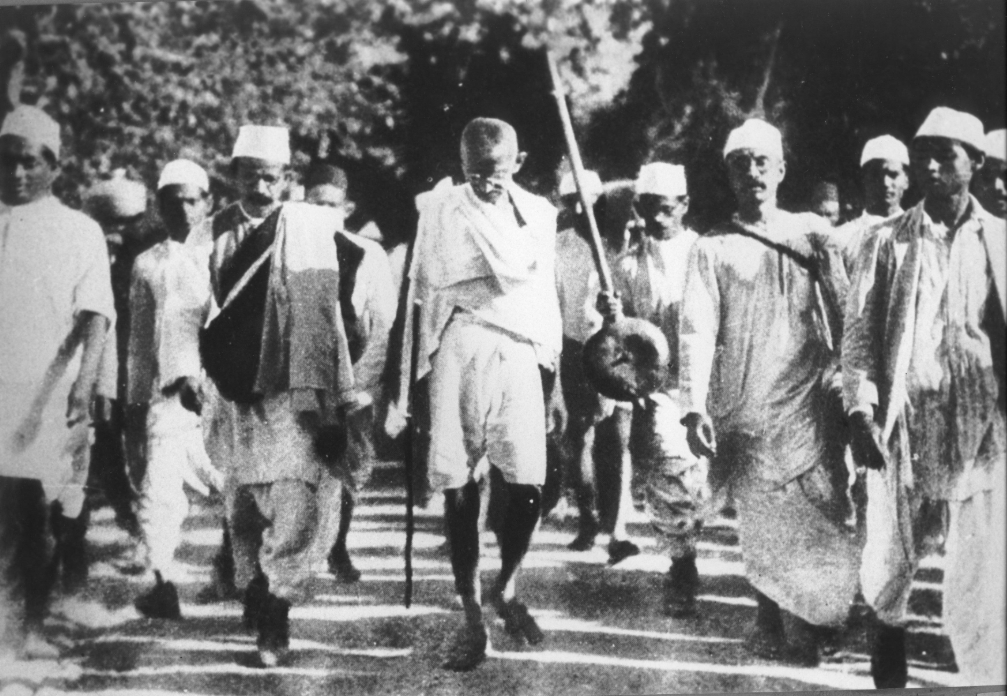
{"left": 127, "top": 238, "right": 221, "bottom": 578}
{"left": 613, "top": 230, "right": 699, "bottom": 388}
{"left": 846, "top": 198, "right": 1005, "bottom": 678}
{"left": 341, "top": 231, "right": 397, "bottom": 401}
{"left": 137, "top": 395, "right": 222, "bottom": 582}
{"left": 679, "top": 210, "right": 859, "bottom": 626}
{"left": 829, "top": 211, "right": 891, "bottom": 276}
{"left": 398, "top": 181, "right": 562, "bottom": 414}
{"left": 428, "top": 312, "right": 547, "bottom": 490}
{"left": 127, "top": 239, "right": 213, "bottom": 404}
{"left": 0, "top": 196, "right": 114, "bottom": 506}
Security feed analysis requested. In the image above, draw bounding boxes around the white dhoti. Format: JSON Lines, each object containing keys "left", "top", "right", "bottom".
{"left": 943, "top": 477, "right": 1006, "bottom": 685}
{"left": 0, "top": 377, "right": 91, "bottom": 517}
{"left": 136, "top": 395, "right": 220, "bottom": 582}
{"left": 734, "top": 463, "right": 862, "bottom": 627}
{"left": 428, "top": 314, "right": 546, "bottom": 491}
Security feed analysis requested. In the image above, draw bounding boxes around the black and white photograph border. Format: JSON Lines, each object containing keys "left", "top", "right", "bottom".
{"left": 0, "top": 0, "right": 1004, "bottom": 694}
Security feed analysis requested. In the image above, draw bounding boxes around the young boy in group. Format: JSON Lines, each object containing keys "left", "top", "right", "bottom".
{"left": 126, "top": 159, "right": 223, "bottom": 618}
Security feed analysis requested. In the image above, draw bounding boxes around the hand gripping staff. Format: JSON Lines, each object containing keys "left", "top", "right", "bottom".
{"left": 545, "top": 50, "right": 670, "bottom": 401}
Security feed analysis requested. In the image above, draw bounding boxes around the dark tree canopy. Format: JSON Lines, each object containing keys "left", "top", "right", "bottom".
{"left": 1, "top": 0, "right": 1002, "bottom": 237}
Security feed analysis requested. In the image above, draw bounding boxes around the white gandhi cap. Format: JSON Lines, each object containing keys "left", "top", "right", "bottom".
{"left": 0, "top": 105, "right": 61, "bottom": 159}
{"left": 914, "top": 107, "right": 985, "bottom": 153}
{"left": 983, "top": 129, "right": 1006, "bottom": 163}
{"left": 636, "top": 162, "right": 687, "bottom": 198}
{"left": 158, "top": 159, "right": 209, "bottom": 192}
{"left": 860, "top": 135, "right": 909, "bottom": 167}
{"left": 232, "top": 124, "right": 291, "bottom": 164}
{"left": 559, "top": 170, "right": 604, "bottom": 198}
{"left": 723, "top": 119, "right": 783, "bottom": 161}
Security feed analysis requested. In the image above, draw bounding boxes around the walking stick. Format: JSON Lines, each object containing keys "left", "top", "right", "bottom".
{"left": 403, "top": 298, "right": 421, "bottom": 608}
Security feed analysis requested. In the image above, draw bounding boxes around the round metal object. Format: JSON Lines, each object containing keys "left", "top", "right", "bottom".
{"left": 582, "top": 317, "right": 670, "bottom": 401}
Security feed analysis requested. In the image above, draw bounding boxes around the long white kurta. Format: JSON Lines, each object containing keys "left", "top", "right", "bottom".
{"left": 127, "top": 239, "right": 221, "bottom": 579}
{"left": 844, "top": 198, "right": 1006, "bottom": 683}
{"left": 679, "top": 210, "right": 859, "bottom": 627}
{"left": 0, "top": 197, "right": 115, "bottom": 510}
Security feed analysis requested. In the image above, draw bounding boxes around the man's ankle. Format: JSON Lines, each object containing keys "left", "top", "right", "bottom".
{"left": 461, "top": 598, "right": 484, "bottom": 626}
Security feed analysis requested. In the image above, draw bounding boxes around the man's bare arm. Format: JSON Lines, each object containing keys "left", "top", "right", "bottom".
{"left": 68, "top": 310, "right": 111, "bottom": 425}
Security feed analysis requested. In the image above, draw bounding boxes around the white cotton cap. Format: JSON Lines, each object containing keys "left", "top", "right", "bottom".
{"left": 723, "top": 118, "right": 784, "bottom": 160}
{"left": 231, "top": 124, "right": 291, "bottom": 164}
{"left": 983, "top": 129, "right": 1006, "bottom": 163}
{"left": 635, "top": 162, "right": 687, "bottom": 198}
{"left": 87, "top": 173, "right": 148, "bottom": 218}
{"left": 914, "top": 107, "right": 985, "bottom": 153}
{"left": 0, "top": 105, "right": 60, "bottom": 159}
{"left": 860, "top": 135, "right": 909, "bottom": 167}
{"left": 357, "top": 220, "right": 384, "bottom": 242}
{"left": 559, "top": 170, "right": 604, "bottom": 198}
{"left": 157, "top": 159, "right": 209, "bottom": 192}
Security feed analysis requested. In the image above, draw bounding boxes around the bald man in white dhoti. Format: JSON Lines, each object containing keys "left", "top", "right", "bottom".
{"left": 394, "top": 118, "right": 563, "bottom": 671}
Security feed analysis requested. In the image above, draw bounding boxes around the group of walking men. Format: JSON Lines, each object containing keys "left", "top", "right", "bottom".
{"left": 0, "top": 96, "right": 1004, "bottom": 687}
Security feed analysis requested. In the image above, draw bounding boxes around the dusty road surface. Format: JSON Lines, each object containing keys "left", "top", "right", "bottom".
{"left": 1, "top": 463, "right": 960, "bottom": 695}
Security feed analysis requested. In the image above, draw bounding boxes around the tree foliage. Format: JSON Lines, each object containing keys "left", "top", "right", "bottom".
{"left": 582, "top": 0, "right": 1006, "bottom": 229}
{"left": 1, "top": 0, "right": 1003, "bottom": 237}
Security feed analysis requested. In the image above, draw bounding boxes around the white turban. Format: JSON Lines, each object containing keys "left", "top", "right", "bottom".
{"left": 232, "top": 124, "right": 291, "bottom": 164}
{"left": 559, "top": 170, "right": 604, "bottom": 199}
{"left": 158, "top": 159, "right": 210, "bottom": 192}
{"left": 635, "top": 162, "right": 687, "bottom": 198}
{"left": 914, "top": 107, "right": 985, "bottom": 153}
{"left": 87, "top": 176, "right": 148, "bottom": 219}
{"left": 0, "top": 105, "right": 61, "bottom": 159}
{"left": 860, "top": 135, "right": 909, "bottom": 167}
{"left": 723, "top": 119, "right": 784, "bottom": 161}
{"left": 983, "top": 129, "right": 1006, "bottom": 163}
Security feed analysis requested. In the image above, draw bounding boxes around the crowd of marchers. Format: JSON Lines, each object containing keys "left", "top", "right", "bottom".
{"left": 0, "top": 96, "right": 1004, "bottom": 688}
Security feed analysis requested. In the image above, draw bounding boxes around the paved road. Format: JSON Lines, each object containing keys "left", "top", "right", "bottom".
{"left": 1, "top": 463, "right": 962, "bottom": 695}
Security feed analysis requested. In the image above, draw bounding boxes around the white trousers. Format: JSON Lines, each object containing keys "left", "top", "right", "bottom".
{"left": 137, "top": 396, "right": 219, "bottom": 582}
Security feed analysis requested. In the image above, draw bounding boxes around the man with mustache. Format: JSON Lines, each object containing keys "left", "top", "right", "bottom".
{"left": 196, "top": 128, "right": 294, "bottom": 607}
{"left": 679, "top": 118, "right": 859, "bottom": 665}
{"left": 202, "top": 125, "right": 361, "bottom": 667}
{"left": 833, "top": 135, "right": 911, "bottom": 275}
{"left": 845, "top": 106, "right": 1006, "bottom": 688}
{"left": 0, "top": 105, "right": 114, "bottom": 659}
